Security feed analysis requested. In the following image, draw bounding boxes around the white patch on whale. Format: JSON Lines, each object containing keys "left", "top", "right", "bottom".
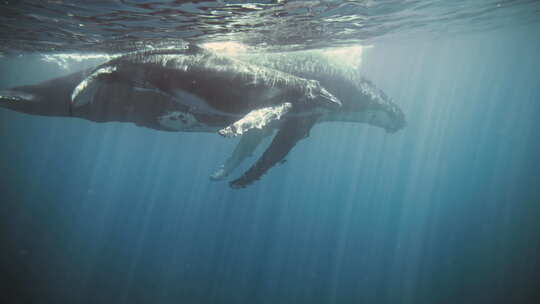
{"left": 157, "top": 111, "right": 212, "bottom": 131}
{"left": 219, "top": 102, "right": 292, "bottom": 137}
{"left": 71, "top": 66, "right": 117, "bottom": 106}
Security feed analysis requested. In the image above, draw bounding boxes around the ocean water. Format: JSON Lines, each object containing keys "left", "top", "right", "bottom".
{"left": 1, "top": 1, "right": 540, "bottom": 304}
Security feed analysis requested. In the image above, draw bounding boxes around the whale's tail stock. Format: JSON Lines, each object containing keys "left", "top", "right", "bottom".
{"left": 0, "top": 87, "right": 41, "bottom": 114}
{"left": 0, "top": 89, "right": 35, "bottom": 104}
{"left": 0, "top": 86, "right": 70, "bottom": 117}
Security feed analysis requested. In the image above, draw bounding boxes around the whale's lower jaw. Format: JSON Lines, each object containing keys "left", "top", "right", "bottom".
{"left": 320, "top": 109, "right": 405, "bottom": 133}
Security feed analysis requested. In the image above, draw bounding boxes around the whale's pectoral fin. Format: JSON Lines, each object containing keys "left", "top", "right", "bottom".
{"left": 71, "top": 63, "right": 156, "bottom": 107}
{"left": 71, "top": 66, "right": 120, "bottom": 107}
{"left": 229, "top": 115, "right": 320, "bottom": 188}
{"left": 218, "top": 102, "right": 292, "bottom": 137}
{"left": 210, "top": 127, "right": 274, "bottom": 181}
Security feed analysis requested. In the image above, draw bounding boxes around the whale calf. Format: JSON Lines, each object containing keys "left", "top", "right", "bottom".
{"left": 0, "top": 45, "right": 405, "bottom": 188}
{"left": 71, "top": 45, "right": 341, "bottom": 136}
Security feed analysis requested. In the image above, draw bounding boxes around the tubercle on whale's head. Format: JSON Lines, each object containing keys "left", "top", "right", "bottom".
{"left": 318, "top": 86, "right": 342, "bottom": 109}
{"left": 363, "top": 106, "right": 406, "bottom": 134}
{"left": 354, "top": 82, "right": 406, "bottom": 133}
{"left": 304, "top": 86, "right": 341, "bottom": 112}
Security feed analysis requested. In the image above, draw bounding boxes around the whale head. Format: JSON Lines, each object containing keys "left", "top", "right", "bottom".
{"left": 318, "top": 77, "right": 406, "bottom": 133}
{"left": 364, "top": 102, "right": 406, "bottom": 133}
{"left": 323, "top": 105, "right": 405, "bottom": 133}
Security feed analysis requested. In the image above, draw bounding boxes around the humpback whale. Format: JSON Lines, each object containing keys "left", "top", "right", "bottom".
{"left": 210, "top": 51, "right": 406, "bottom": 185}
{"left": 0, "top": 45, "right": 405, "bottom": 188}
{"left": 71, "top": 45, "right": 341, "bottom": 136}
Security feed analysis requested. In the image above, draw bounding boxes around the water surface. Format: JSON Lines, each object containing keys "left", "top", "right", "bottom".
{"left": 1, "top": 1, "right": 539, "bottom": 303}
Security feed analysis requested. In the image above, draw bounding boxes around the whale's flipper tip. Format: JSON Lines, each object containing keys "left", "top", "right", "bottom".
{"left": 229, "top": 180, "right": 246, "bottom": 189}
{"left": 209, "top": 166, "right": 228, "bottom": 181}
{"left": 229, "top": 115, "right": 319, "bottom": 188}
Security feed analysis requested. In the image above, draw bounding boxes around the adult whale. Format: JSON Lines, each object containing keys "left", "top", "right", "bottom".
{"left": 0, "top": 45, "right": 343, "bottom": 187}
{"left": 0, "top": 45, "right": 404, "bottom": 188}
{"left": 210, "top": 50, "right": 406, "bottom": 185}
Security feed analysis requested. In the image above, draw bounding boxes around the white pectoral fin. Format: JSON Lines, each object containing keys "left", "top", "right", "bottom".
{"left": 71, "top": 66, "right": 117, "bottom": 107}
{"left": 210, "top": 127, "right": 274, "bottom": 181}
{"left": 229, "top": 115, "right": 320, "bottom": 188}
{"left": 218, "top": 102, "right": 292, "bottom": 138}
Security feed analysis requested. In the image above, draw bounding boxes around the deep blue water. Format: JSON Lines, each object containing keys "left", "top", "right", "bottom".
{"left": 1, "top": 17, "right": 540, "bottom": 304}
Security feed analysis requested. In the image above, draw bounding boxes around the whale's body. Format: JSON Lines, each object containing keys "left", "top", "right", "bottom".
{"left": 0, "top": 46, "right": 405, "bottom": 188}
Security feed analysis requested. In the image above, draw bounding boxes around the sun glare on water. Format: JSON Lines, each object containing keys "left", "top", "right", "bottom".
{"left": 202, "top": 41, "right": 248, "bottom": 56}
{"left": 321, "top": 45, "right": 371, "bottom": 69}
{"left": 39, "top": 42, "right": 370, "bottom": 71}
{"left": 203, "top": 41, "right": 370, "bottom": 69}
